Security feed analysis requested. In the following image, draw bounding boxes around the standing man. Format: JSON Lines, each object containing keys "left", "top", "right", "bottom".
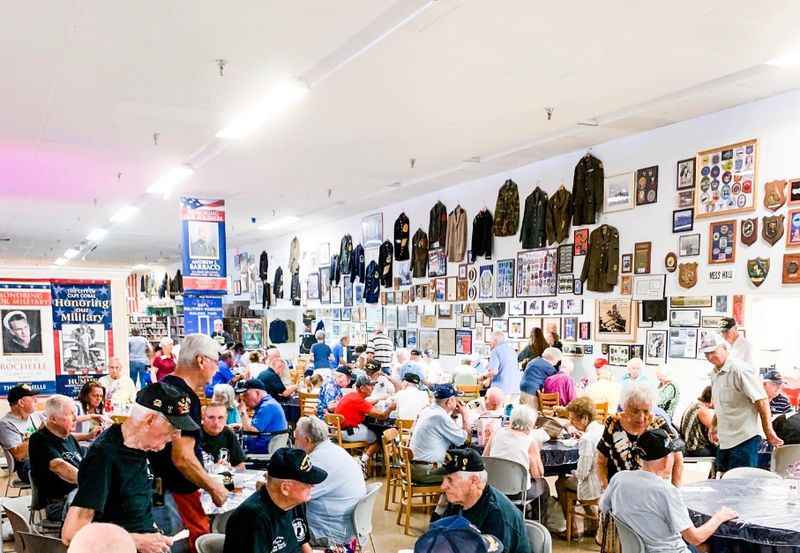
{"left": 720, "top": 317, "right": 753, "bottom": 365}
{"left": 128, "top": 328, "right": 152, "bottom": 388}
{"left": 367, "top": 324, "right": 394, "bottom": 371}
{"left": 0, "top": 384, "right": 46, "bottom": 484}
{"left": 331, "top": 335, "right": 350, "bottom": 368}
{"left": 148, "top": 334, "right": 228, "bottom": 553}
{"left": 100, "top": 357, "right": 137, "bottom": 406}
{"left": 481, "top": 332, "right": 521, "bottom": 397}
{"left": 701, "top": 334, "right": 782, "bottom": 473}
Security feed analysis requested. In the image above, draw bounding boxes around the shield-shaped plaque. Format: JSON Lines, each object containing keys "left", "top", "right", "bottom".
{"left": 762, "top": 214, "right": 785, "bottom": 246}
{"left": 764, "top": 179, "right": 787, "bottom": 211}
{"left": 678, "top": 262, "right": 698, "bottom": 289}
{"left": 741, "top": 217, "right": 757, "bottom": 246}
{"left": 747, "top": 257, "right": 770, "bottom": 287}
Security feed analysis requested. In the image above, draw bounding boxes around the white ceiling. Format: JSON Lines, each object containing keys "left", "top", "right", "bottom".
{"left": 3, "top": 0, "right": 800, "bottom": 267}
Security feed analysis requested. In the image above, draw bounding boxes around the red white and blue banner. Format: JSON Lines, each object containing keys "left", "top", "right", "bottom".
{"left": 183, "top": 294, "right": 224, "bottom": 336}
{"left": 180, "top": 197, "right": 228, "bottom": 294}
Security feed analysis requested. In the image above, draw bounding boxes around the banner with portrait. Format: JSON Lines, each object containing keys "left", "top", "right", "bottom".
{"left": 0, "top": 280, "right": 56, "bottom": 394}
{"left": 180, "top": 197, "right": 228, "bottom": 294}
{"left": 183, "top": 294, "right": 224, "bottom": 336}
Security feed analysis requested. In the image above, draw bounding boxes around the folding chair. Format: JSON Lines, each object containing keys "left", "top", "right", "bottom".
{"left": 610, "top": 515, "right": 646, "bottom": 553}
{"left": 352, "top": 482, "right": 382, "bottom": 552}
{"left": 17, "top": 531, "right": 67, "bottom": 553}
{"left": 195, "top": 533, "right": 225, "bottom": 553}
{"left": 525, "top": 520, "right": 552, "bottom": 553}
{"left": 482, "top": 456, "right": 537, "bottom": 519}
{"left": 3, "top": 448, "right": 30, "bottom": 497}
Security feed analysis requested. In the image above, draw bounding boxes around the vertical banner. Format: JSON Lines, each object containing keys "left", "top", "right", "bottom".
{"left": 183, "top": 295, "right": 224, "bottom": 336}
{"left": 180, "top": 197, "right": 227, "bottom": 294}
{"left": 0, "top": 281, "right": 56, "bottom": 394}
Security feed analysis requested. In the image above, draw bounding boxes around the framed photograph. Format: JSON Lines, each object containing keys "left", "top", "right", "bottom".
{"left": 573, "top": 278, "right": 583, "bottom": 295}
{"left": 456, "top": 279, "right": 468, "bottom": 301}
{"left": 787, "top": 209, "right": 800, "bottom": 247}
{"left": 428, "top": 248, "right": 447, "bottom": 277}
{"left": 562, "top": 317, "right": 578, "bottom": 341}
{"left": 398, "top": 305, "right": 408, "bottom": 327}
{"left": 361, "top": 213, "right": 383, "bottom": 247}
{"left": 701, "top": 315, "right": 725, "bottom": 329}
{"left": 604, "top": 172, "right": 635, "bottom": 212}
{"left": 574, "top": 229, "right": 589, "bottom": 256}
{"left": 525, "top": 317, "right": 543, "bottom": 336}
{"left": 515, "top": 248, "right": 558, "bottom": 297}
{"left": 708, "top": 220, "right": 737, "bottom": 264}
{"left": 525, "top": 299, "right": 544, "bottom": 315}
{"left": 447, "top": 277, "right": 458, "bottom": 302}
{"left": 384, "top": 306, "right": 397, "bottom": 329}
{"left": 459, "top": 264, "right": 468, "bottom": 279}
{"left": 508, "top": 300, "right": 525, "bottom": 316}
{"left": 608, "top": 344, "right": 631, "bottom": 366}
{"left": 694, "top": 139, "right": 758, "bottom": 219}
{"left": 595, "top": 298, "right": 637, "bottom": 342}
{"left": 677, "top": 158, "right": 696, "bottom": 190}
{"left": 542, "top": 317, "right": 561, "bottom": 340}
{"left": 620, "top": 275, "right": 632, "bottom": 295}
{"left": 679, "top": 233, "right": 701, "bottom": 257}
{"left": 455, "top": 330, "right": 473, "bottom": 355}
{"left": 714, "top": 295, "right": 728, "bottom": 313}
{"left": 331, "top": 286, "right": 342, "bottom": 304}
{"left": 407, "top": 305, "right": 418, "bottom": 324}
{"left": 496, "top": 259, "right": 515, "bottom": 298}
{"left": 558, "top": 274, "right": 574, "bottom": 294}
{"left": 672, "top": 209, "right": 694, "bottom": 233}
{"left": 483, "top": 327, "right": 492, "bottom": 343}
{"left": 637, "top": 305, "right": 654, "bottom": 329}
{"left": 630, "top": 344, "right": 645, "bottom": 361}
{"left": 491, "top": 318, "right": 509, "bottom": 333}
{"left": 543, "top": 298, "right": 562, "bottom": 315}
{"left": 307, "top": 273, "right": 320, "bottom": 300}
{"left": 670, "top": 296, "right": 713, "bottom": 308}
{"left": 732, "top": 294, "right": 744, "bottom": 324}
{"left": 677, "top": 190, "right": 695, "bottom": 209}
{"left": 439, "top": 328, "right": 456, "bottom": 356}
{"left": 342, "top": 276, "right": 353, "bottom": 307}
{"left": 632, "top": 275, "right": 666, "bottom": 301}
{"left": 562, "top": 298, "right": 583, "bottom": 315}
{"left": 579, "top": 321, "right": 591, "bottom": 341}
{"left": 391, "top": 329, "right": 406, "bottom": 349}
{"left": 438, "top": 303, "right": 453, "bottom": 319}
{"left": 669, "top": 309, "right": 701, "bottom": 327}
{"left": 479, "top": 265, "right": 494, "bottom": 299}
{"left": 558, "top": 245, "right": 574, "bottom": 274}
{"left": 633, "top": 242, "right": 652, "bottom": 274}
{"left": 319, "top": 267, "right": 331, "bottom": 304}
{"left": 621, "top": 254, "right": 633, "bottom": 274}
{"left": 790, "top": 178, "right": 800, "bottom": 206}
{"left": 434, "top": 278, "right": 447, "bottom": 302}
{"left": 635, "top": 165, "right": 659, "bottom": 206}
{"left": 668, "top": 328, "right": 699, "bottom": 359}
{"left": 418, "top": 330, "right": 439, "bottom": 358}
{"left": 783, "top": 253, "right": 800, "bottom": 284}
{"left": 508, "top": 317, "right": 525, "bottom": 339}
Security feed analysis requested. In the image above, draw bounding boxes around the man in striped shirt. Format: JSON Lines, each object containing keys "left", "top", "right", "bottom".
{"left": 367, "top": 325, "right": 394, "bottom": 370}
{"left": 763, "top": 370, "right": 792, "bottom": 415}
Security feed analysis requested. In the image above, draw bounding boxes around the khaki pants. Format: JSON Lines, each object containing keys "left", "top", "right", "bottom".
{"left": 410, "top": 463, "right": 445, "bottom": 484}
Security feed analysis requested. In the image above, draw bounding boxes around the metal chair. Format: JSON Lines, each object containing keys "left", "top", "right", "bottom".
{"left": 352, "top": 482, "right": 382, "bottom": 552}
{"left": 18, "top": 531, "right": 67, "bottom": 553}
{"left": 722, "top": 466, "right": 781, "bottom": 480}
{"left": 396, "top": 446, "right": 441, "bottom": 535}
{"left": 771, "top": 444, "right": 800, "bottom": 476}
{"left": 482, "top": 456, "right": 536, "bottom": 519}
{"left": 28, "top": 470, "right": 62, "bottom": 535}
{"left": 3, "top": 495, "right": 33, "bottom": 553}
{"left": 211, "top": 510, "right": 233, "bottom": 533}
{"left": 3, "top": 448, "right": 31, "bottom": 497}
{"left": 525, "top": 520, "right": 552, "bottom": 553}
{"left": 195, "top": 533, "right": 225, "bottom": 553}
{"left": 611, "top": 514, "right": 646, "bottom": 553}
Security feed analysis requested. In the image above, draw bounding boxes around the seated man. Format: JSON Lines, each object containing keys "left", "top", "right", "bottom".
{"left": 204, "top": 351, "right": 244, "bottom": 397}
{"left": 201, "top": 402, "right": 246, "bottom": 470}
{"left": 433, "top": 449, "right": 531, "bottom": 553}
{"left": 543, "top": 357, "right": 576, "bottom": 406}
{"left": 395, "top": 372, "right": 430, "bottom": 421}
{"left": 62, "top": 382, "right": 199, "bottom": 552}
{"left": 364, "top": 361, "right": 396, "bottom": 402}
{"left": 98, "top": 357, "right": 137, "bottom": 406}
{"left": 0, "top": 384, "right": 46, "bottom": 484}
{"left": 316, "top": 366, "right": 351, "bottom": 417}
{"left": 520, "top": 347, "right": 561, "bottom": 405}
{"left": 223, "top": 448, "right": 327, "bottom": 553}
{"left": 763, "top": 370, "right": 791, "bottom": 415}
{"left": 473, "top": 387, "right": 505, "bottom": 447}
{"left": 238, "top": 379, "right": 288, "bottom": 454}
{"left": 293, "top": 416, "right": 366, "bottom": 547}
{"left": 600, "top": 429, "right": 738, "bottom": 553}
{"left": 334, "top": 375, "right": 395, "bottom": 474}
{"left": 408, "top": 385, "right": 469, "bottom": 484}
{"left": 257, "top": 357, "right": 298, "bottom": 400}
{"left": 29, "top": 395, "right": 83, "bottom": 521}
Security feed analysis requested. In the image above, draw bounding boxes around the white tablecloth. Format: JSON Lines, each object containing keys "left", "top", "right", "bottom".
{"left": 201, "top": 469, "right": 266, "bottom": 515}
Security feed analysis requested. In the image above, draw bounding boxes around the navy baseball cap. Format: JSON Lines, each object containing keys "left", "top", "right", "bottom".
{"left": 415, "top": 515, "right": 503, "bottom": 553}
{"left": 433, "top": 384, "right": 462, "bottom": 400}
{"left": 636, "top": 429, "right": 684, "bottom": 461}
{"left": 268, "top": 448, "right": 327, "bottom": 485}
{"left": 235, "top": 379, "right": 266, "bottom": 393}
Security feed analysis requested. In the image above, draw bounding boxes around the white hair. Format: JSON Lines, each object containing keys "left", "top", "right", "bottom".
{"left": 626, "top": 357, "right": 644, "bottom": 371}
{"left": 509, "top": 404, "right": 538, "bottom": 432}
{"left": 212, "top": 384, "right": 236, "bottom": 409}
{"left": 159, "top": 337, "right": 174, "bottom": 348}
{"left": 491, "top": 331, "right": 506, "bottom": 344}
{"left": 177, "top": 334, "right": 221, "bottom": 367}
{"left": 621, "top": 383, "right": 657, "bottom": 411}
{"left": 128, "top": 403, "right": 170, "bottom": 426}
{"left": 453, "top": 470, "right": 488, "bottom": 485}
{"left": 315, "top": 330, "right": 325, "bottom": 341}
{"left": 296, "top": 416, "right": 329, "bottom": 445}
{"left": 542, "top": 347, "right": 563, "bottom": 363}
{"left": 44, "top": 395, "right": 75, "bottom": 418}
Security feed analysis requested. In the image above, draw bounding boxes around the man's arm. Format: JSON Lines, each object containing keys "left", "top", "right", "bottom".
{"left": 596, "top": 451, "right": 609, "bottom": 489}
{"left": 49, "top": 459, "right": 78, "bottom": 484}
{"left": 681, "top": 507, "right": 738, "bottom": 546}
{"left": 171, "top": 435, "right": 227, "bottom": 506}
{"left": 62, "top": 506, "right": 94, "bottom": 544}
{"left": 670, "top": 451, "right": 684, "bottom": 487}
{"left": 755, "top": 398, "right": 784, "bottom": 447}
{"left": 368, "top": 401, "right": 396, "bottom": 420}
{"left": 8, "top": 441, "right": 28, "bottom": 462}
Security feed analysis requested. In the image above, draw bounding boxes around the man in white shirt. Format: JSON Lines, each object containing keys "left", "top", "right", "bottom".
{"left": 720, "top": 317, "right": 753, "bottom": 366}
{"left": 98, "top": 357, "right": 137, "bottom": 406}
{"left": 473, "top": 387, "right": 505, "bottom": 447}
{"left": 367, "top": 325, "right": 394, "bottom": 370}
{"left": 365, "top": 362, "right": 395, "bottom": 402}
{"left": 601, "top": 428, "right": 737, "bottom": 553}
{"left": 395, "top": 373, "right": 430, "bottom": 421}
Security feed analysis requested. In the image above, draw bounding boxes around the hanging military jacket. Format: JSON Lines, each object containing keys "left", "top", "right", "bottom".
{"left": 351, "top": 243, "right": 366, "bottom": 283}
{"left": 520, "top": 187, "right": 548, "bottom": 249}
{"left": 259, "top": 251, "right": 269, "bottom": 281}
{"left": 378, "top": 240, "right": 393, "bottom": 287}
{"left": 546, "top": 186, "right": 573, "bottom": 245}
{"left": 365, "top": 261, "right": 381, "bottom": 304}
{"left": 445, "top": 206, "right": 468, "bottom": 263}
{"left": 572, "top": 154, "right": 604, "bottom": 226}
{"left": 471, "top": 209, "right": 493, "bottom": 262}
{"left": 289, "top": 237, "right": 300, "bottom": 274}
{"left": 273, "top": 267, "right": 284, "bottom": 299}
{"left": 290, "top": 271, "right": 301, "bottom": 305}
{"left": 394, "top": 213, "right": 410, "bottom": 261}
{"left": 262, "top": 282, "right": 272, "bottom": 309}
{"left": 493, "top": 179, "right": 520, "bottom": 237}
{"left": 580, "top": 224, "right": 619, "bottom": 292}
{"left": 428, "top": 201, "right": 448, "bottom": 249}
{"left": 411, "top": 229, "right": 429, "bottom": 278}
{"left": 329, "top": 254, "right": 340, "bottom": 284}
{"left": 339, "top": 234, "right": 353, "bottom": 278}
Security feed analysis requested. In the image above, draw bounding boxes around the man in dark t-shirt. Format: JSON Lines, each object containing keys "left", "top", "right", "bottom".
{"left": 257, "top": 357, "right": 297, "bottom": 400}
{"left": 201, "top": 402, "right": 245, "bottom": 470}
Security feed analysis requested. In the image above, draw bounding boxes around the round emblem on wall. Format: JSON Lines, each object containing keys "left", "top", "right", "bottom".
{"left": 710, "top": 165, "right": 720, "bottom": 178}
{"left": 743, "top": 180, "right": 752, "bottom": 193}
{"left": 665, "top": 252, "right": 677, "bottom": 273}
{"left": 701, "top": 166, "right": 711, "bottom": 177}
{"left": 737, "top": 194, "right": 747, "bottom": 208}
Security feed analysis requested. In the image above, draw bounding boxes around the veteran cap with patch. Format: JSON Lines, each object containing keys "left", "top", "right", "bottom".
{"left": 442, "top": 448, "right": 484, "bottom": 474}
{"left": 268, "top": 447, "right": 328, "bottom": 485}
{"left": 415, "top": 515, "right": 504, "bottom": 553}
{"left": 136, "top": 382, "right": 199, "bottom": 431}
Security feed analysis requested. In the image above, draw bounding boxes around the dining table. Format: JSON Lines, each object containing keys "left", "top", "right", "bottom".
{"left": 200, "top": 469, "right": 266, "bottom": 516}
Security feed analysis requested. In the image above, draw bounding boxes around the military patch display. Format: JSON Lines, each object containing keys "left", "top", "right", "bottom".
{"left": 694, "top": 139, "right": 757, "bottom": 219}
{"left": 762, "top": 214, "right": 785, "bottom": 246}
{"left": 747, "top": 258, "right": 770, "bottom": 287}
{"left": 764, "top": 179, "right": 787, "bottom": 211}
{"left": 783, "top": 254, "right": 800, "bottom": 284}
{"left": 740, "top": 217, "right": 757, "bottom": 246}
{"left": 708, "top": 220, "right": 737, "bottom": 264}
{"left": 515, "top": 248, "right": 558, "bottom": 297}
{"left": 635, "top": 166, "right": 659, "bottom": 206}
{"left": 678, "top": 262, "right": 698, "bottom": 289}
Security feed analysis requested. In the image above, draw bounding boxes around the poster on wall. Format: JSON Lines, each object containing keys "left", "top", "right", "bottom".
{"left": 241, "top": 318, "right": 265, "bottom": 349}
{"left": 0, "top": 280, "right": 56, "bottom": 395}
{"left": 184, "top": 295, "right": 224, "bottom": 336}
{"left": 180, "top": 197, "right": 228, "bottom": 294}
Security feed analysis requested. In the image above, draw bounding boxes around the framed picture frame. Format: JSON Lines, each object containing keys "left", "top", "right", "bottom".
{"left": 418, "top": 330, "right": 439, "bottom": 358}
{"left": 438, "top": 303, "right": 453, "bottom": 319}
{"left": 542, "top": 317, "right": 561, "bottom": 340}
{"left": 459, "top": 264, "right": 468, "bottom": 279}
{"left": 525, "top": 299, "right": 544, "bottom": 315}
{"left": 782, "top": 253, "right": 800, "bottom": 284}
{"left": 669, "top": 309, "right": 701, "bottom": 327}
{"left": 621, "top": 254, "right": 632, "bottom": 274}
{"left": 562, "top": 298, "right": 583, "bottom": 315}
{"left": 391, "top": 329, "right": 406, "bottom": 349}
{"left": 439, "top": 328, "right": 456, "bottom": 356}
{"left": 405, "top": 329, "right": 418, "bottom": 349}
{"left": 574, "top": 229, "right": 589, "bottom": 256}
{"left": 455, "top": 330, "right": 473, "bottom": 355}
{"left": 434, "top": 278, "right": 447, "bottom": 302}
{"left": 672, "top": 208, "right": 694, "bottom": 233}
{"left": 677, "top": 190, "right": 695, "bottom": 209}
{"left": 631, "top": 275, "right": 666, "bottom": 301}
{"left": 525, "top": 317, "right": 543, "bottom": 336}
{"left": 428, "top": 248, "right": 447, "bottom": 277}
{"left": 306, "top": 273, "right": 320, "bottom": 300}
{"left": 708, "top": 219, "right": 737, "bottom": 264}
{"left": 508, "top": 300, "right": 525, "bottom": 316}
{"left": 701, "top": 315, "right": 725, "bottom": 329}
{"left": 361, "top": 213, "right": 383, "bottom": 247}
{"left": 508, "top": 317, "right": 525, "bottom": 339}
{"left": 557, "top": 245, "right": 574, "bottom": 274}
{"left": 447, "top": 277, "right": 458, "bottom": 302}
{"left": 578, "top": 321, "right": 591, "bottom": 341}
{"left": 595, "top": 298, "right": 637, "bottom": 342}
{"left": 790, "top": 178, "right": 800, "bottom": 206}
{"left": 479, "top": 265, "right": 494, "bottom": 299}
{"left": 608, "top": 344, "right": 631, "bottom": 366}
{"left": 668, "top": 328, "right": 699, "bottom": 359}
{"left": 604, "top": 172, "right": 635, "bottom": 213}
{"left": 694, "top": 139, "right": 758, "bottom": 219}
{"left": 645, "top": 329, "right": 667, "bottom": 365}
{"left": 319, "top": 266, "right": 331, "bottom": 304}
{"left": 635, "top": 165, "right": 659, "bottom": 206}
{"left": 558, "top": 274, "right": 574, "bottom": 294}
{"left": 670, "top": 296, "right": 713, "bottom": 308}
{"left": 342, "top": 276, "right": 353, "bottom": 307}
{"left": 543, "top": 298, "right": 561, "bottom": 315}
{"left": 679, "top": 233, "right": 701, "bottom": 257}
{"left": 677, "top": 158, "right": 696, "bottom": 190}
{"left": 331, "top": 286, "right": 342, "bottom": 304}
{"left": 491, "top": 318, "right": 509, "bottom": 333}
{"left": 633, "top": 242, "right": 652, "bottom": 275}
{"left": 562, "top": 317, "right": 578, "bottom": 341}
{"left": 515, "top": 248, "right": 558, "bottom": 297}
{"left": 787, "top": 209, "right": 800, "bottom": 247}
{"left": 407, "top": 305, "right": 418, "bottom": 324}
{"left": 456, "top": 279, "right": 468, "bottom": 301}
{"left": 496, "top": 259, "right": 515, "bottom": 298}
{"left": 573, "top": 278, "right": 583, "bottom": 295}
{"left": 620, "top": 275, "right": 632, "bottom": 295}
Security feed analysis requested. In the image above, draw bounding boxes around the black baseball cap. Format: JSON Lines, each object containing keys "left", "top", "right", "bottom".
{"left": 635, "top": 429, "right": 684, "bottom": 461}
{"left": 403, "top": 372, "right": 421, "bottom": 385}
{"left": 443, "top": 448, "right": 484, "bottom": 474}
{"left": 335, "top": 366, "right": 352, "bottom": 377}
{"left": 136, "top": 383, "right": 199, "bottom": 431}
{"left": 416, "top": 516, "right": 504, "bottom": 553}
{"left": 268, "top": 447, "right": 328, "bottom": 485}
{"left": 433, "top": 384, "right": 462, "bottom": 400}
{"left": 763, "top": 370, "right": 784, "bottom": 384}
{"left": 235, "top": 379, "right": 266, "bottom": 394}
{"left": 720, "top": 317, "right": 737, "bottom": 331}
{"left": 364, "top": 361, "right": 382, "bottom": 373}
{"left": 410, "top": 349, "right": 422, "bottom": 356}
{"left": 7, "top": 384, "right": 37, "bottom": 405}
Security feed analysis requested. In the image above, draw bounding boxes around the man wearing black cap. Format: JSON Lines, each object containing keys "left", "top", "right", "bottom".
{"left": 223, "top": 447, "right": 327, "bottom": 553}
{"left": 395, "top": 372, "right": 431, "bottom": 420}
{"left": 0, "top": 384, "right": 45, "bottom": 484}
{"left": 434, "top": 449, "right": 530, "bottom": 553}
{"left": 237, "top": 379, "right": 288, "bottom": 453}
{"left": 763, "top": 370, "right": 791, "bottom": 415}
{"left": 720, "top": 317, "right": 753, "bottom": 365}
{"left": 316, "top": 366, "right": 351, "bottom": 417}
{"left": 601, "top": 429, "right": 737, "bottom": 552}
{"left": 62, "top": 382, "right": 201, "bottom": 553}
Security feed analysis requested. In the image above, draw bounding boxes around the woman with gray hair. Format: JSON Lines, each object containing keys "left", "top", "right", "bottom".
{"left": 212, "top": 384, "right": 241, "bottom": 426}
{"left": 310, "top": 330, "right": 334, "bottom": 370}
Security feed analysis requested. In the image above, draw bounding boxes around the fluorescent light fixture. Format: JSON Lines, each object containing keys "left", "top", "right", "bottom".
{"left": 147, "top": 166, "right": 194, "bottom": 198}
{"left": 63, "top": 248, "right": 80, "bottom": 259}
{"left": 259, "top": 216, "right": 300, "bottom": 231}
{"left": 132, "top": 264, "right": 150, "bottom": 270}
{"left": 110, "top": 205, "right": 139, "bottom": 223}
{"left": 54, "top": 258, "right": 68, "bottom": 266}
{"left": 217, "top": 78, "right": 309, "bottom": 140}
{"left": 767, "top": 50, "right": 800, "bottom": 66}
{"left": 86, "top": 228, "right": 108, "bottom": 242}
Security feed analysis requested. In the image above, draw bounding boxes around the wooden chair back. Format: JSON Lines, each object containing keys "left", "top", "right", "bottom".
{"left": 299, "top": 391, "right": 320, "bottom": 418}
{"left": 324, "top": 413, "right": 345, "bottom": 446}
{"left": 538, "top": 391, "right": 560, "bottom": 411}
{"left": 594, "top": 401, "right": 609, "bottom": 421}
{"left": 456, "top": 384, "right": 481, "bottom": 401}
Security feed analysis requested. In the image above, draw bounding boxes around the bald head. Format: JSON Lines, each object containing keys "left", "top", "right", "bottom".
{"left": 68, "top": 523, "right": 135, "bottom": 553}
{"left": 484, "top": 387, "right": 505, "bottom": 410}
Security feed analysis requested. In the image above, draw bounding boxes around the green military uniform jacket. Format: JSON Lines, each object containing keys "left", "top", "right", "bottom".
{"left": 572, "top": 154, "right": 604, "bottom": 225}
{"left": 520, "top": 187, "right": 548, "bottom": 249}
{"left": 546, "top": 186, "right": 573, "bottom": 245}
{"left": 493, "top": 179, "right": 520, "bottom": 237}
{"left": 580, "top": 224, "right": 619, "bottom": 292}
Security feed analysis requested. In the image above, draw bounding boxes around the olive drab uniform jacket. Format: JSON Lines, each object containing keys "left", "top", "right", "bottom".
{"left": 572, "top": 154, "right": 604, "bottom": 226}
{"left": 546, "top": 186, "right": 573, "bottom": 245}
{"left": 411, "top": 229, "right": 429, "bottom": 278}
{"left": 493, "top": 179, "right": 520, "bottom": 237}
{"left": 580, "top": 224, "right": 619, "bottom": 292}
{"left": 338, "top": 234, "right": 353, "bottom": 279}
{"left": 520, "top": 187, "right": 548, "bottom": 249}
{"left": 428, "top": 201, "right": 448, "bottom": 249}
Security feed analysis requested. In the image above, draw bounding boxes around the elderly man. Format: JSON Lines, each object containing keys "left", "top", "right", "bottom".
{"left": 409, "top": 385, "right": 469, "bottom": 484}
{"left": 100, "top": 357, "right": 137, "bottom": 406}
{"left": 68, "top": 523, "right": 136, "bottom": 553}
{"left": 29, "top": 395, "right": 83, "bottom": 521}
{"left": 620, "top": 358, "right": 653, "bottom": 390}
{"left": 0, "top": 384, "right": 46, "bottom": 483}
{"left": 601, "top": 429, "right": 738, "bottom": 553}
{"left": 701, "top": 334, "right": 782, "bottom": 472}
{"left": 62, "top": 382, "right": 200, "bottom": 553}
{"left": 257, "top": 356, "right": 298, "bottom": 400}
{"left": 201, "top": 403, "right": 245, "bottom": 470}
{"left": 237, "top": 379, "right": 288, "bottom": 453}
{"left": 474, "top": 387, "right": 505, "bottom": 447}
{"left": 148, "top": 334, "right": 229, "bottom": 553}
{"left": 210, "top": 319, "right": 233, "bottom": 347}
{"left": 2, "top": 310, "right": 42, "bottom": 354}
{"left": 763, "top": 370, "right": 791, "bottom": 415}
{"left": 433, "top": 449, "right": 531, "bottom": 553}
{"left": 520, "top": 347, "right": 561, "bottom": 404}
{"left": 367, "top": 324, "right": 394, "bottom": 370}
{"left": 479, "top": 331, "right": 521, "bottom": 396}
{"left": 720, "top": 317, "right": 753, "bottom": 365}
{"left": 316, "top": 366, "right": 351, "bottom": 417}
{"left": 586, "top": 362, "right": 621, "bottom": 413}
{"left": 293, "top": 416, "right": 366, "bottom": 546}
{"left": 223, "top": 448, "right": 327, "bottom": 553}
{"left": 364, "top": 360, "right": 396, "bottom": 401}
{"left": 543, "top": 356, "right": 575, "bottom": 406}
{"left": 395, "top": 373, "right": 431, "bottom": 421}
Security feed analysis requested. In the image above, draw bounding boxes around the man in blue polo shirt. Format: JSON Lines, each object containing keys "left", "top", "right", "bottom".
{"left": 481, "top": 331, "right": 521, "bottom": 396}
{"left": 237, "top": 380, "right": 288, "bottom": 453}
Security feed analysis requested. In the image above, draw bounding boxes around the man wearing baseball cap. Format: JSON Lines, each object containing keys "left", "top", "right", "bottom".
{"left": 601, "top": 429, "right": 738, "bottom": 552}
{"left": 719, "top": 317, "right": 753, "bottom": 365}
{"left": 62, "top": 382, "right": 200, "bottom": 552}
{"left": 700, "top": 333, "right": 782, "bottom": 473}
{"left": 223, "top": 447, "right": 327, "bottom": 553}
{"left": 236, "top": 379, "right": 288, "bottom": 453}
{"left": 415, "top": 515, "right": 504, "bottom": 553}
{"left": 0, "top": 384, "right": 45, "bottom": 484}
{"left": 433, "top": 449, "right": 530, "bottom": 553}
{"left": 762, "top": 370, "right": 791, "bottom": 415}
